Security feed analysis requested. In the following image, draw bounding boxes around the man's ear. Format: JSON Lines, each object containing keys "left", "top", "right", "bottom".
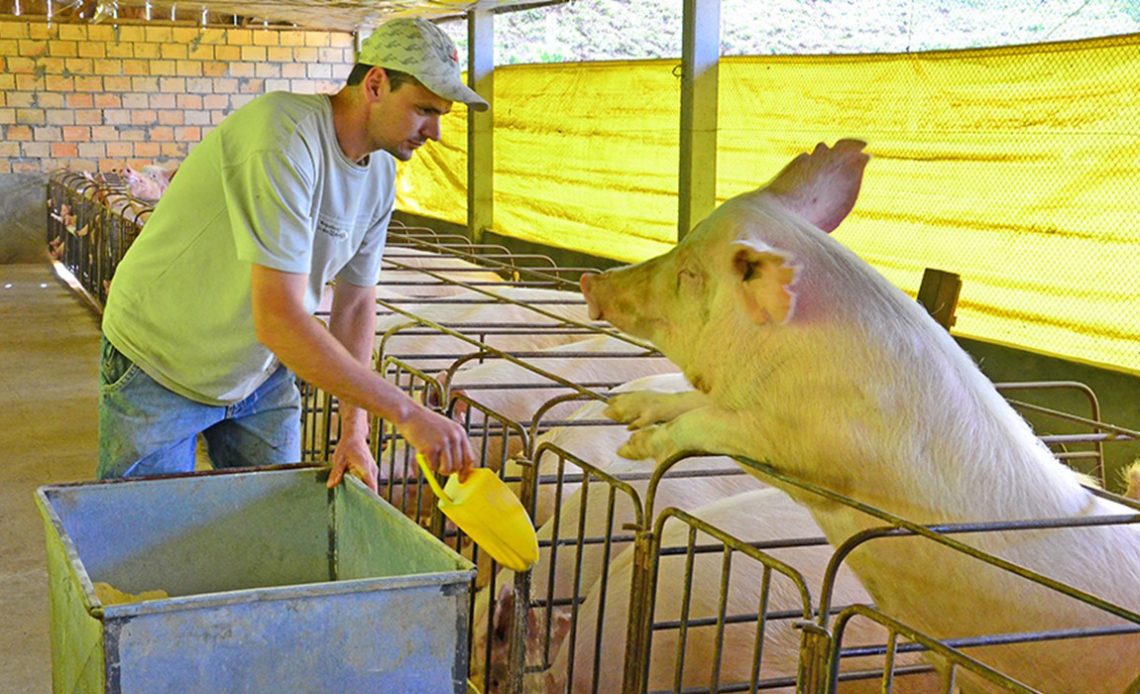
{"left": 364, "top": 66, "right": 388, "bottom": 99}
{"left": 730, "top": 239, "right": 798, "bottom": 325}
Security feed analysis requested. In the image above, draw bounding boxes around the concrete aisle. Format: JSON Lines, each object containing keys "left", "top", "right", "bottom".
{"left": 1, "top": 262, "right": 101, "bottom": 692}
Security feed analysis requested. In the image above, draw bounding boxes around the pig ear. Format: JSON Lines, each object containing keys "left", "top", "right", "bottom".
{"left": 763, "top": 139, "right": 868, "bottom": 233}
{"left": 730, "top": 239, "right": 798, "bottom": 325}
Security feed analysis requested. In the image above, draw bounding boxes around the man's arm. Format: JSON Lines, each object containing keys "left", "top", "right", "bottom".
{"left": 250, "top": 264, "right": 475, "bottom": 488}
{"left": 325, "top": 280, "right": 380, "bottom": 491}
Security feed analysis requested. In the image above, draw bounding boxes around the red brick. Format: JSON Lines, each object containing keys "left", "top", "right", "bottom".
{"left": 158, "top": 110, "right": 183, "bottom": 125}
{"left": 104, "top": 76, "right": 133, "bottom": 92}
{"left": 104, "top": 110, "right": 130, "bottom": 125}
{"left": 7, "top": 125, "right": 33, "bottom": 140}
{"left": 78, "top": 142, "right": 105, "bottom": 158}
{"left": 203, "top": 94, "right": 229, "bottom": 109}
{"left": 73, "top": 75, "right": 103, "bottom": 92}
{"left": 188, "top": 44, "right": 213, "bottom": 61}
{"left": 214, "top": 45, "right": 241, "bottom": 61}
{"left": 88, "top": 25, "right": 116, "bottom": 42}
{"left": 0, "top": 23, "right": 30, "bottom": 39}
{"left": 92, "top": 58, "right": 122, "bottom": 75}
{"left": 91, "top": 125, "right": 119, "bottom": 140}
{"left": 37, "top": 93, "right": 65, "bottom": 109}
{"left": 252, "top": 30, "right": 278, "bottom": 47}
{"left": 77, "top": 41, "right": 107, "bottom": 58}
{"left": 293, "top": 47, "right": 318, "bottom": 62}
{"left": 51, "top": 142, "right": 79, "bottom": 157}
{"left": 135, "top": 142, "right": 161, "bottom": 157}
{"left": 105, "top": 41, "right": 134, "bottom": 58}
{"left": 19, "top": 40, "right": 48, "bottom": 58}
{"left": 117, "top": 26, "right": 146, "bottom": 43}
{"left": 16, "top": 74, "right": 45, "bottom": 91}
{"left": 131, "top": 77, "right": 160, "bottom": 93}
{"left": 282, "top": 63, "right": 306, "bottom": 79}
{"left": 46, "top": 110, "right": 75, "bottom": 126}
{"left": 145, "top": 27, "right": 173, "bottom": 43}
{"left": 278, "top": 31, "right": 304, "bottom": 47}
{"left": 74, "top": 110, "right": 102, "bottom": 125}
{"left": 228, "top": 62, "right": 255, "bottom": 77}
{"left": 238, "top": 78, "right": 264, "bottom": 94}
{"left": 240, "top": 46, "right": 266, "bottom": 62}
{"left": 94, "top": 93, "right": 121, "bottom": 108}
{"left": 22, "top": 141, "right": 49, "bottom": 157}
{"left": 175, "top": 126, "right": 200, "bottom": 141}
{"left": 148, "top": 60, "right": 177, "bottom": 76}
{"left": 149, "top": 126, "right": 175, "bottom": 141}
{"left": 176, "top": 93, "right": 203, "bottom": 109}
{"left": 161, "top": 44, "right": 188, "bottom": 60}
{"left": 63, "top": 58, "right": 93, "bottom": 74}
{"left": 106, "top": 142, "right": 133, "bottom": 157}
{"left": 185, "top": 76, "right": 212, "bottom": 92}
{"left": 129, "top": 110, "right": 158, "bottom": 125}
{"left": 159, "top": 76, "right": 186, "bottom": 92}
{"left": 34, "top": 125, "right": 62, "bottom": 141}
{"left": 59, "top": 25, "right": 87, "bottom": 41}
{"left": 6, "top": 92, "right": 35, "bottom": 108}
{"left": 267, "top": 46, "right": 291, "bottom": 62}
{"left": 0, "top": 108, "right": 14, "bottom": 124}
{"left": 67, "top": 93, "right": 94, "bottom": 108}
{"left": 118, "top": 127, "right": 146, "bottom": 142}
{"left": 16, "top": 109, "right": 45, "bottom": 125}
{"left": 133, "top": 43, "right": 160, "bottom": 59}
{"left": 44, "top": 74, "right": 73, "bottom": 92}
{"left": 149, "top": 93, "right": 176, "bottom": 109}
{"left": 303, "top": 32, "right": 329, "bottom": 48}
{"left": 12, "top": 161, "right": 41, "bottom": 174}
{"left": 255, "top": 63, "right": 280, "bottom": 79}
{"left": 329, "top": 33, "right": 353, "bottom": 48}
{"left": 122, "top": 59, "right": 149, "bottom": 75}
{"left": 123, "top": 94, "right": 149, "bottom": 109}
{"left": 48, "top": 40, "right": 78, "bottom": 58}
{"left": 173, "top": 27, "right": 202, "bottom": 44}
{"left": 202, "top": 62, "right": 228, "bottom": 78}
{"left": 226, "top": 29, "right": 252, "bottom": 45}
{"left": 6, "top": 56, "right": 37, "bottom": 73}
{"left": 27, "top": 23, "right": 57, "bottom": 40}
{"left": 161, "top": 143, "right": 187, "bottom": 157}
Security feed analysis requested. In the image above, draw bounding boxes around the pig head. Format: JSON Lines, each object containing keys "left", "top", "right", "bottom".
{"left": 580, "top": 139, "right": 1140, "bottom": 692}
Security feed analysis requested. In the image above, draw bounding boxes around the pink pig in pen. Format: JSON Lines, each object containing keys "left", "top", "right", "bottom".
{"left": 580, "top": 140, "right": 1140, "bottom": 692}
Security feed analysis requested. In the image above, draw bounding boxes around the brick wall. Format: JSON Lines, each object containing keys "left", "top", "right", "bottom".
{"left": 0, "top": 18, "right": 355, "bottom": 175}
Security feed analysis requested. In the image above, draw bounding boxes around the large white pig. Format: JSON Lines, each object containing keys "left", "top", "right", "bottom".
{"left": 579, "top": 139, "right": 1140, "bottom": 691}
{"left": 547, "top": 487, "right": 935, "bottom": 693}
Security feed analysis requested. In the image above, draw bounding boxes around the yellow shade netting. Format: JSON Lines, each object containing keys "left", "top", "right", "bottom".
{"left": 396, "top": 34, "right": 1140, "bottom": 375}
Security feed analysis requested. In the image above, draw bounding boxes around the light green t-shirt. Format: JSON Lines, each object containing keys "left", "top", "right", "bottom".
{"left": 103, "top": 92, "right": 395, "bottom": 405}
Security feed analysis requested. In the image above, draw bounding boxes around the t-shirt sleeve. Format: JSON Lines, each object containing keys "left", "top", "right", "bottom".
{"left": 223, "top": 143, "right": 316, "bottom": 275}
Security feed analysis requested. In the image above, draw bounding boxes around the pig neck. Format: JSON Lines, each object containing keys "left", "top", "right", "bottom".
{"left": 709, "top": 288, "right": 1093, "bottom": 530}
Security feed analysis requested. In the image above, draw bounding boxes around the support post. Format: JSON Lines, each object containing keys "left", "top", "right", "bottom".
{"left": 678, "top": 0, "right": 721, "bottom": 240}
{"left": 467, "top": 9, "right": 494, "bottom": 246}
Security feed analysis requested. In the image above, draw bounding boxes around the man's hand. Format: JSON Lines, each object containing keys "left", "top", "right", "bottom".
{"left": 398, "top": 404, "right": 477, "bottom": 482}
{"left": 327, "top": 435, "right": 379, "bottom": 493}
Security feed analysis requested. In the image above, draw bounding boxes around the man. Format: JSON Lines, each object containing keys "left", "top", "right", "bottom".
{"left": 98, "top": 17, "right": 485, "bottom": 491}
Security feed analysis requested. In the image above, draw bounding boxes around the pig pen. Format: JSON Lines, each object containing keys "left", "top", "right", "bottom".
{"left": 292, "top": 234, "right": 1140, "bottom": 692}
{"left": 46, "top": 172, "right": 1140, "bottom": 691}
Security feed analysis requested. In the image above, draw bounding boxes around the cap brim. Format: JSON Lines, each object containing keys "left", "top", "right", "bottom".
{"left": 422, "top": 75, "right": 489, "bottom": 112}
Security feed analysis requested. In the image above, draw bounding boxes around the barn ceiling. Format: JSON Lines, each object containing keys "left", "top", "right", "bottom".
{"left": 3, "top": 0, "right": 565, "bottom": 33}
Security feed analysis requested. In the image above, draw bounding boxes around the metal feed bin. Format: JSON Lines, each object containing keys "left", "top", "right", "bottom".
{"left": 36, "top": 466, "right": 476, "bottom": 693}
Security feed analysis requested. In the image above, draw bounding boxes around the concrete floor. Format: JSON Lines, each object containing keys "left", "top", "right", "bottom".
{"left": 1, "top": 262, "right": 102, "bottom": 691}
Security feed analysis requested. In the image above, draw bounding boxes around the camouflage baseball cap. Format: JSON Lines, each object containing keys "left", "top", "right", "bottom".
{"left": 359, "top": 18, "right": 489, "bottom": 112}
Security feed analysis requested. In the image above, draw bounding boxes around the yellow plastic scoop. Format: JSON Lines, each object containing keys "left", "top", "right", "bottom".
{"left": 416, "top": 454, "right": 539, "bottom": 572}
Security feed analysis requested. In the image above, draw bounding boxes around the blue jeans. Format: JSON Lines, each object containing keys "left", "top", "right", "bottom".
{"left": 97, "top": 336, "right": 302, "bottom": 479}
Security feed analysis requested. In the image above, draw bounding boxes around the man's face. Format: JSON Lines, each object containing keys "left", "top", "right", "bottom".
{"left": 368, "top": 75, "right": 453, "bottom": 161}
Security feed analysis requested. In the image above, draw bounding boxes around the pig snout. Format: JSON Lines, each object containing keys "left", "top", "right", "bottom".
{"left": 579, "top": 272, "right": 604, "bottom": 320}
